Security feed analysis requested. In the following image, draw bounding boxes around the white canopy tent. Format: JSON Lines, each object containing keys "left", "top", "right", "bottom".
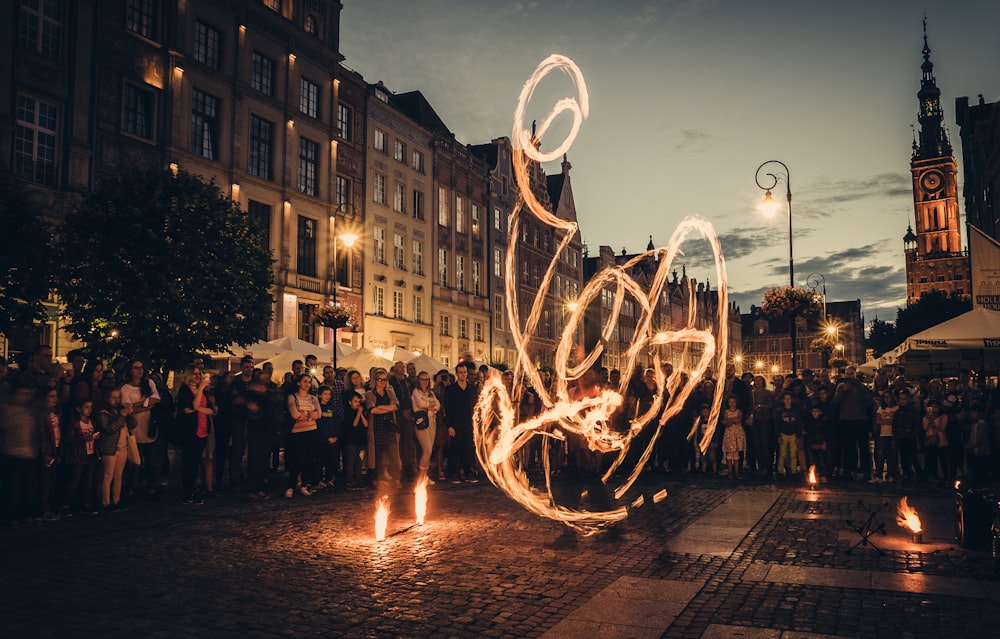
{"left": 406, "top": 353, "right": 450, "bottom": 376}
{"left": 336, "top": 348, "right": 396, "bottom": 376}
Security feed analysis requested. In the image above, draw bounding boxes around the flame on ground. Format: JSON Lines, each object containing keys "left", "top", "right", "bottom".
{"left": 374, "top": 495, "right": 390, "bottom": 542}
{"left": 471, "top": 54, "right": 729, "bottom": 535}
{"left": 896, "top": 496, "right": 922, "bottom": 533}
{"left": 415, "top": 477, "right": 428, "bottom": 526}
{"left": 807, "top": 465, "right": 817, "bottom": 486}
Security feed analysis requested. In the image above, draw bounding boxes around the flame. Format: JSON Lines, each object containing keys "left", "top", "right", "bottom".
{"left": 414, "top": 477, "right": 428, "bottom": 525}
{"left": 807, "top": 465, "right": 817, "bottom": 485}
{"left": 896, "top": 496, "right": 922, "bottom": 533}
{"left": 374, "top": 495, "right": 390, "bottom": 542}
{"left": 471, "top": 55, "right": 730, "bottom": 535}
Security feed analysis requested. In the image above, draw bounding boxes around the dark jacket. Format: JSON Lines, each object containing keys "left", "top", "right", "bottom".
{"left": 97, "top": 407, "right": 136, "bottom": 457}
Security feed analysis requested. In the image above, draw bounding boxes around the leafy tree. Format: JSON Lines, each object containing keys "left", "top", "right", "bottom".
{"left": 0, "top": 174, "right": 53, "bottom": 334}
{"left": 895, "top": 290, "right": 971, "bottom": 343}
{"left": 866, "top": 317, "right": 898, "bottom": 358}
{"left": 55, "top": 168, "right": 273, "bottom": 371}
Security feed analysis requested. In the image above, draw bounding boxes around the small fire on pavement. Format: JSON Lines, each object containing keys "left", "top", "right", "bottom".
{"left": 374, "top": 495, "right": 390, "bottom": 542}
{"left": 415, "top": 477, "right": 428, "bottom": 526}
{"left": 807, "top": 465, "right": 818, "bottom": 490}
{"left": 896, "top": 496, "right": 923, "bottom": 543}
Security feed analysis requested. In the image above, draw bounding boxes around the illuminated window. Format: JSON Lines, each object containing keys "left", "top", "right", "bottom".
{"left": 297, "top": 137, "right": 318, "bottom": 196}
{"left": 296, "top": 216, "right": 317, "bottom": 277}
{"left": 373, "top": 227, "right": 385, "bottom": 264}
{"left": 374, "top": 128, "right": 386, "bottom": 152}
{"left": 412, "top": 240, "right": 423, "bottom": 275}
{"left": 373, "top": 173, "right": 386, "bottom": 205}
{"left": 337, "top": 104, "right": 352, "bottom": 141}
{"left": 393, "top": 233, "right": 405, "bottom": 270}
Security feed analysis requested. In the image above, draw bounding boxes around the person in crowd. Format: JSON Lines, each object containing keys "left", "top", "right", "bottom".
{"left": 71, "top": 360, "right": 106, "bottom": 414}
{"left": 243, "top": 370, "right": 281, "bottom": 500}
{"left": 2, "top": 384, "right": 42, "bottom": 524}
{"left": 210, "top": 370, "right": 235, "bottom": 493}
{"left": 410, "top": 370, "right": 441, "bottom": 486}
{"left": 871, "top": 390, "right": 898, "bottom": 483}
{"left": 16, "top": 344, "right": 58, "bottom": 390}
{"left": 228, "top": 356, "right": 256, "bottom": 490}
{"left": 749, "top": 375, "right": 775, "bottom": 476}
{"left": 692, "top": 404, "right": 718, "bottom": 475}
{"left": 37, "top": 387, "right": 62, "bottom": 521}
{"left": 774, "top": 391, "right": 804, "bottom": 479}
{"left": 342, "top": 390, "right": 369, "bottom": 490}
{"left": 390, "top": 361, "right": 416, "bottom": 479}
{"left": 721, "top": 394, "right": 746, "bottom": 479}
{"left": 97, "top": 388, "right": 135, "bottom": 512}
{"left": 922, "top": 399, "right": 950, "bottom": 483}
{"left": 60, "top": 399, "right": 99, "bottom": 515}
{"left": 119, "top": 359, "right": 161, "bottom": 497}
{"left": 147, "top": 371, "right": 174, "bottom": 494}
{"left": 834, "top": 366, "right": 874, "bottom": 481}
{"left": 804, "top": 400, "right": 831, "bottom": 482}
{"left": 365, "top": 368, "right": 401, "bottom": 490}
{"left": 285, "top": 373, "right": 321, "bottom": 498}
{"left": 442, "top": 364, "right": 479, "bottom": 483}
{"left": 316, "top": 385, "right": 341, "bottom": 490}
{"left": 965, "top": 402, "right": 991, "bottom": 485}
{"left": 177, "top": 366, "right": 215, "bottom": 505}
{"left": 892, "top": 389, "right": 923, "bottom": 481}
{"left": 941, "top": 378, "right": 964, "bottom": 481}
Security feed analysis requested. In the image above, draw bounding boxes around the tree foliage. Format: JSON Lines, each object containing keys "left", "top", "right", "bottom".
{"left": 866, "top": 317, "right": 898, "bottom": 358}
{"left": 895, "top": 290, "right": 972, "bottom": 343}
{"left": 55, "top": 168, "right": 274, "bottom": 371}
{"left": 0, "top": 174, "right": 53, "bottom": 334}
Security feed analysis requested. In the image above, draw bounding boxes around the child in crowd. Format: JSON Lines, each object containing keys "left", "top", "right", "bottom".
{"left": 316, "top": 385, "right": 341, "bottom": 490}
{"left": 693, "top": 404, "right": 719, "bottom": 475}
{"left": 803, "top": 401, "right": 830, "bottom": 482}
{"left": 773, "top": 391, "right": 803, "bottom": 479}
{"left": 61, "top": 399, "right": 100, "bottom": 515}
{"left": 871, "top": 390, "right": 898, "bottom": 483}
{"left": 892, "top": 389, "right": 923, "bottom": 481}
{"left": 342, "top": 391, "right": 369, "bottom": 490}
{"left": 721, "top": 395, "right": 746, "bottom": 479}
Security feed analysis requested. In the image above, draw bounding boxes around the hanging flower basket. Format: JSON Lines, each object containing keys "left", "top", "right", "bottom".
{"left": 829, "top": 357, "right": 848, "bottom": 369}
{"left": 809, "top": 336, "right": 836, "bottom": 353}
{"left": 760, "top": 286, "right": 823, "bottom": 319}
{"left": 313, "top": 303, "right": 358, "bottom": 329}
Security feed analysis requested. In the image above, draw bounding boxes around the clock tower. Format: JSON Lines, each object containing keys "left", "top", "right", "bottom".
{"left": 904, "top": 21, "right": 971, "bottom": 304}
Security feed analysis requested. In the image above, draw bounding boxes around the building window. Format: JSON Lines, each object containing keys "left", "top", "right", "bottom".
{"left": 393, "top": 183, "right": 405, "bottom": 213}
{"left": 373, "top": 227, "right": 386, "bottom": 265}
{"left": 126, "top": 0, "right": 156, "bottom": 39}
{"left": 336, "top": 175, "right": 351, "bottom": 207}
{"left": 457, "top": 255, "right": 465, "bottom": 292}
{"left": 248, "top": 115, "right": 273, "bottom": 180}
{"left": 494, "top": 295, "right": 504, "bottom": 330}
{"left": 475, "top": 322, "right": 483, "bottom": 342}
{"left": 414, "top": 295, "right": 423, "bottom": 324}
{"left": 299, "top": 78, "right": 319, "bottom": 118}
{"left": 471, "top": 205, "right": 480, "bottom": 237}
{"left": 438, "top": 187, "right": 449, "bottom": 226}
{"left": 439, "top": 248, "right": 448, "bottom": 287}
{"left": 412, "top": 240, "right": 423, "bottom": 275}
{"left": 247, "top": 199, "right": 271, "bottom": 250}
{"left": 250, "top": 52, "right": 274, "bottom": 96}
{"left": 494, "top": 207, "right": 503, "bottom": 231}
{"left": 304, "top": 15, "right": 317, "bottom": 35}
{"left": 393, "top": 290, "right": 404, "bottom": 319}
{"left": 412, "top": 150, "right": 424, "bottom": 172}
{"left": 373, "top": 286, "right": 384, "bottom": 316}
{"left": 123, "top": 83, "right": 154, "bottom": 139}
{"left": 297, "top": 216, "right": 317, "bottom": 277}
{"left": 298, "top": 303, "right": 317, "bottom": 343}
{"left": 459, "top": 318, "right": 468, "bottom": 339}
{"left": 336, "top": 104, "right": 352, "bottom": 142}
{"left": 456, "top": 196, "right": 465, "bottom": 233}
{"left": 298, "top": 137, "right": 318, "bottom": 196}
{"left": 18, "top": 0, "right": 62, "bottom": 58}
{"left": 493, "top": 248, "right": 503, "bottom": 278}
{"left": 190, "top": 89, "right": 218, "bottom": 160}
{"left": 263, "top": 0, "right": 281, "bottom": 12}
{"left": 374, "top": 128, "right": 386, "bottom": 152}
{"left": 412, "top": 190, "right": 425, "bottom": 220}
{"left": 473, "top": 261, "right": 481, "bottom": 296}
{"left": 14, "top": 94, "right": 57, "bottom": 186}
{"left": 393, "top": 233, "right": 405, "bottom": 270}
{"left": 441, "top": 314, "right": 450, "bottom": 336}
{"left": 373, "top": 173, "right": 386, "bottom": 205}
{"left": 394, "top": 140, "right": 405, "bottom": 163}
{"left": 501, "top": 175, "right": 509, "bottom": 196}
{"left": 193, "top": 21, "right": 221, "bottom": 69}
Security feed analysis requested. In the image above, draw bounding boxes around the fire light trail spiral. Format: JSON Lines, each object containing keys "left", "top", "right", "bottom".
{"left": 473, "top": 54, "right": 729, "bottom": 534}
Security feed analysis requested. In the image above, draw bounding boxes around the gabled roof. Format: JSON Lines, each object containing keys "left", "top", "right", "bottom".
{"left": 391, "top": 91, "right": 452, "bottom": 136}
{"left": 547, "top": 173, "right": 565, "bottom": 211}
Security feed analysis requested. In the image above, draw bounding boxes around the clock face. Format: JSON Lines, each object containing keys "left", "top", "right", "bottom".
{"left": 921, "top": 171, "right": 943, "bottom": 192}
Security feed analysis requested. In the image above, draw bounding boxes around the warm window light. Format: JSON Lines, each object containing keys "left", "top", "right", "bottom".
{"left": 340, "top": 232, "right": 359, "bottom": 248}
{"left": 231, "top": 183, "right": 240, "bottom": 200}
{"left": 758, "top": 189, "right": 781, "bottom": 217}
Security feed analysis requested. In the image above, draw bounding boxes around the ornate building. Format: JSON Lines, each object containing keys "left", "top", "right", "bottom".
{"left": 956, "top": 94, "right": 1000, "bottom": 243}
{"left": 903, "top": 24, "right": 971, "bottom": 304}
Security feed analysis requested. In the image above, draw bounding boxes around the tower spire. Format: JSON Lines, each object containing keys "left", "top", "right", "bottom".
{"left": 914, "top": 17, "right": 951, "bottom": 159}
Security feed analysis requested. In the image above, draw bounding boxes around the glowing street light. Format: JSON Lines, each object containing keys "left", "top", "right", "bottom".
{"left": 755, "top": 160, "right": 797, "bottom": 376}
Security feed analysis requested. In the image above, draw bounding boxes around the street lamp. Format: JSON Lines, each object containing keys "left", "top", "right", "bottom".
{"left": 807, "top": 272, "right": 827, "bottom": 321}
{"left": 755, "top": 160, "right": 797, "bottom": 376}
{"left": 330, "top": 203, "right": 359, "bottom": 369}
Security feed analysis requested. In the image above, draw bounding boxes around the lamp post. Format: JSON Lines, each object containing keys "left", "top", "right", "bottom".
{"left": 330, "top": 203, "right": 359, "bottom": 369}
{"left": 755, "top": 160, "right": 796, "bottom": 376}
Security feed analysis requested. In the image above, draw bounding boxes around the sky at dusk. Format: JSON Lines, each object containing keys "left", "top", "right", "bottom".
{"left": 340, "top": 0, "right": 1000, "bottom": 326}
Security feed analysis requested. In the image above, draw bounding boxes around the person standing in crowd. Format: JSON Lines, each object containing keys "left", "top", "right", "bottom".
{"left": 922, "top": 399, "right": 950, "bottom": 483}
{"left": 892, "top": 389, "right": 923, "bottom": 481}
{"left": 97, "top": 388, "right": 135, "bottom": 512}
{"left": 389, "top": 361, "right": 416, "bottom": 479}
{"left": 804, "top": 400, "right": 831, "bottom": 482}
{"left": 749, "top": 375, "right": 775, "bottom": 476}
{"left": 60, "top": 399, "right": 99, "bottom": 515}
{"left": 71, "top": 360, "right": 106, "bottom": 413}
{"left": 316, "top": 385, "right": 340, "bottom": 490}
{"left": 774, "top": 391, "right": 804, "bottom": 479}
{"left": 834, "top": 366, "right": 874, "bottom": 481}
{"left": 228, "top": 356, "right": 256, "bottom": 490}
{"left": 147, "top": 371, "right": 174, "bottom": 495}
{"left": 319, "top": 365, "right": 344, "bottom": 487}
{"left": 342, "top": 390, "right": 369, "bottom": 490}
{"left": 177, "top": 366, "right": 215, "bottom": 505}
{"left": 721, "top": 394, "right": 746, "bottom": 479}
{"left": 285, "top": 373, "right": 321, "bottom": 498}
{"left": 442, "top": 364, "right": 479, "bottom": 483}
{"left": 410, "top": 370, "right": 441, "bottom": 486}
{"left": 119, "top": 359, "right": 161, "bottom": 497}
{"left": 37, "top": 387, "right": 62, "bottom": 521}
{"left": 365, "top": 368, "right": 401, "bottom": 490}
{"left": 2, "top": 384, "right": 41, "bottom": 524}
{"left": 243, "top": 370, "right": 280, "bottom": 500}
{"left": 871, "top": 390, "right": 899, "bottom": 483}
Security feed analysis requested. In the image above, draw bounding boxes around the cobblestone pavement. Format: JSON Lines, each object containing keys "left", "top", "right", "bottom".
{"left": 1, "top": 471, "right": 998, "bottom": 638}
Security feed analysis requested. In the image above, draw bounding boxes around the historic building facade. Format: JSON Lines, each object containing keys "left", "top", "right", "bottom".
{"left": 956, "top": 94, "right": 1000, "bottom": 244}
{"left": 903, "top": 27, "right": 971, "bottom": 304}
{"left": 361, "top": 82, "right": 434, "bottom": 355}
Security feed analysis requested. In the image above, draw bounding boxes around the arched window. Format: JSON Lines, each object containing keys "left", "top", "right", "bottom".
{"left": 304, "top": 15, "right": 317, "bottom": 34}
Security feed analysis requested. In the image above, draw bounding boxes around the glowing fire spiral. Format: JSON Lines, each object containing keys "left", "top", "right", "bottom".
{"left": 473, "top": 54, "right": 729, "bottom": 534}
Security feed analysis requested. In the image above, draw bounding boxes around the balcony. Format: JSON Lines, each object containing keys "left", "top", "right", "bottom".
{"left": 296, "top": 275, "right": 324, "bottom": 293}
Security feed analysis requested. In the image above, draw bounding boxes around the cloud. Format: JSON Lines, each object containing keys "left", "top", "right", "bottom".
{"left": 807, "top": 172, "right": 911, "bottom": 205}
{"left": 674, "top": 128, "right": 714, "bottom": 151}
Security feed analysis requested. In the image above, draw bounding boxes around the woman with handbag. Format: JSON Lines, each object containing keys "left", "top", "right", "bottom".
{"left": 365, "top": 368, "right": 400, "bottom": 490}
{"left": 97, "top": 388, "right": 136, "bottom": 512}
{"left": 410, "top": 371, "right": 441, "bottom": 485}
{"left": 119, "top": 359, "right": 160, "bottom": 496}
{"left": 177, "top": 366, "right": 215, "bottom": 505}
